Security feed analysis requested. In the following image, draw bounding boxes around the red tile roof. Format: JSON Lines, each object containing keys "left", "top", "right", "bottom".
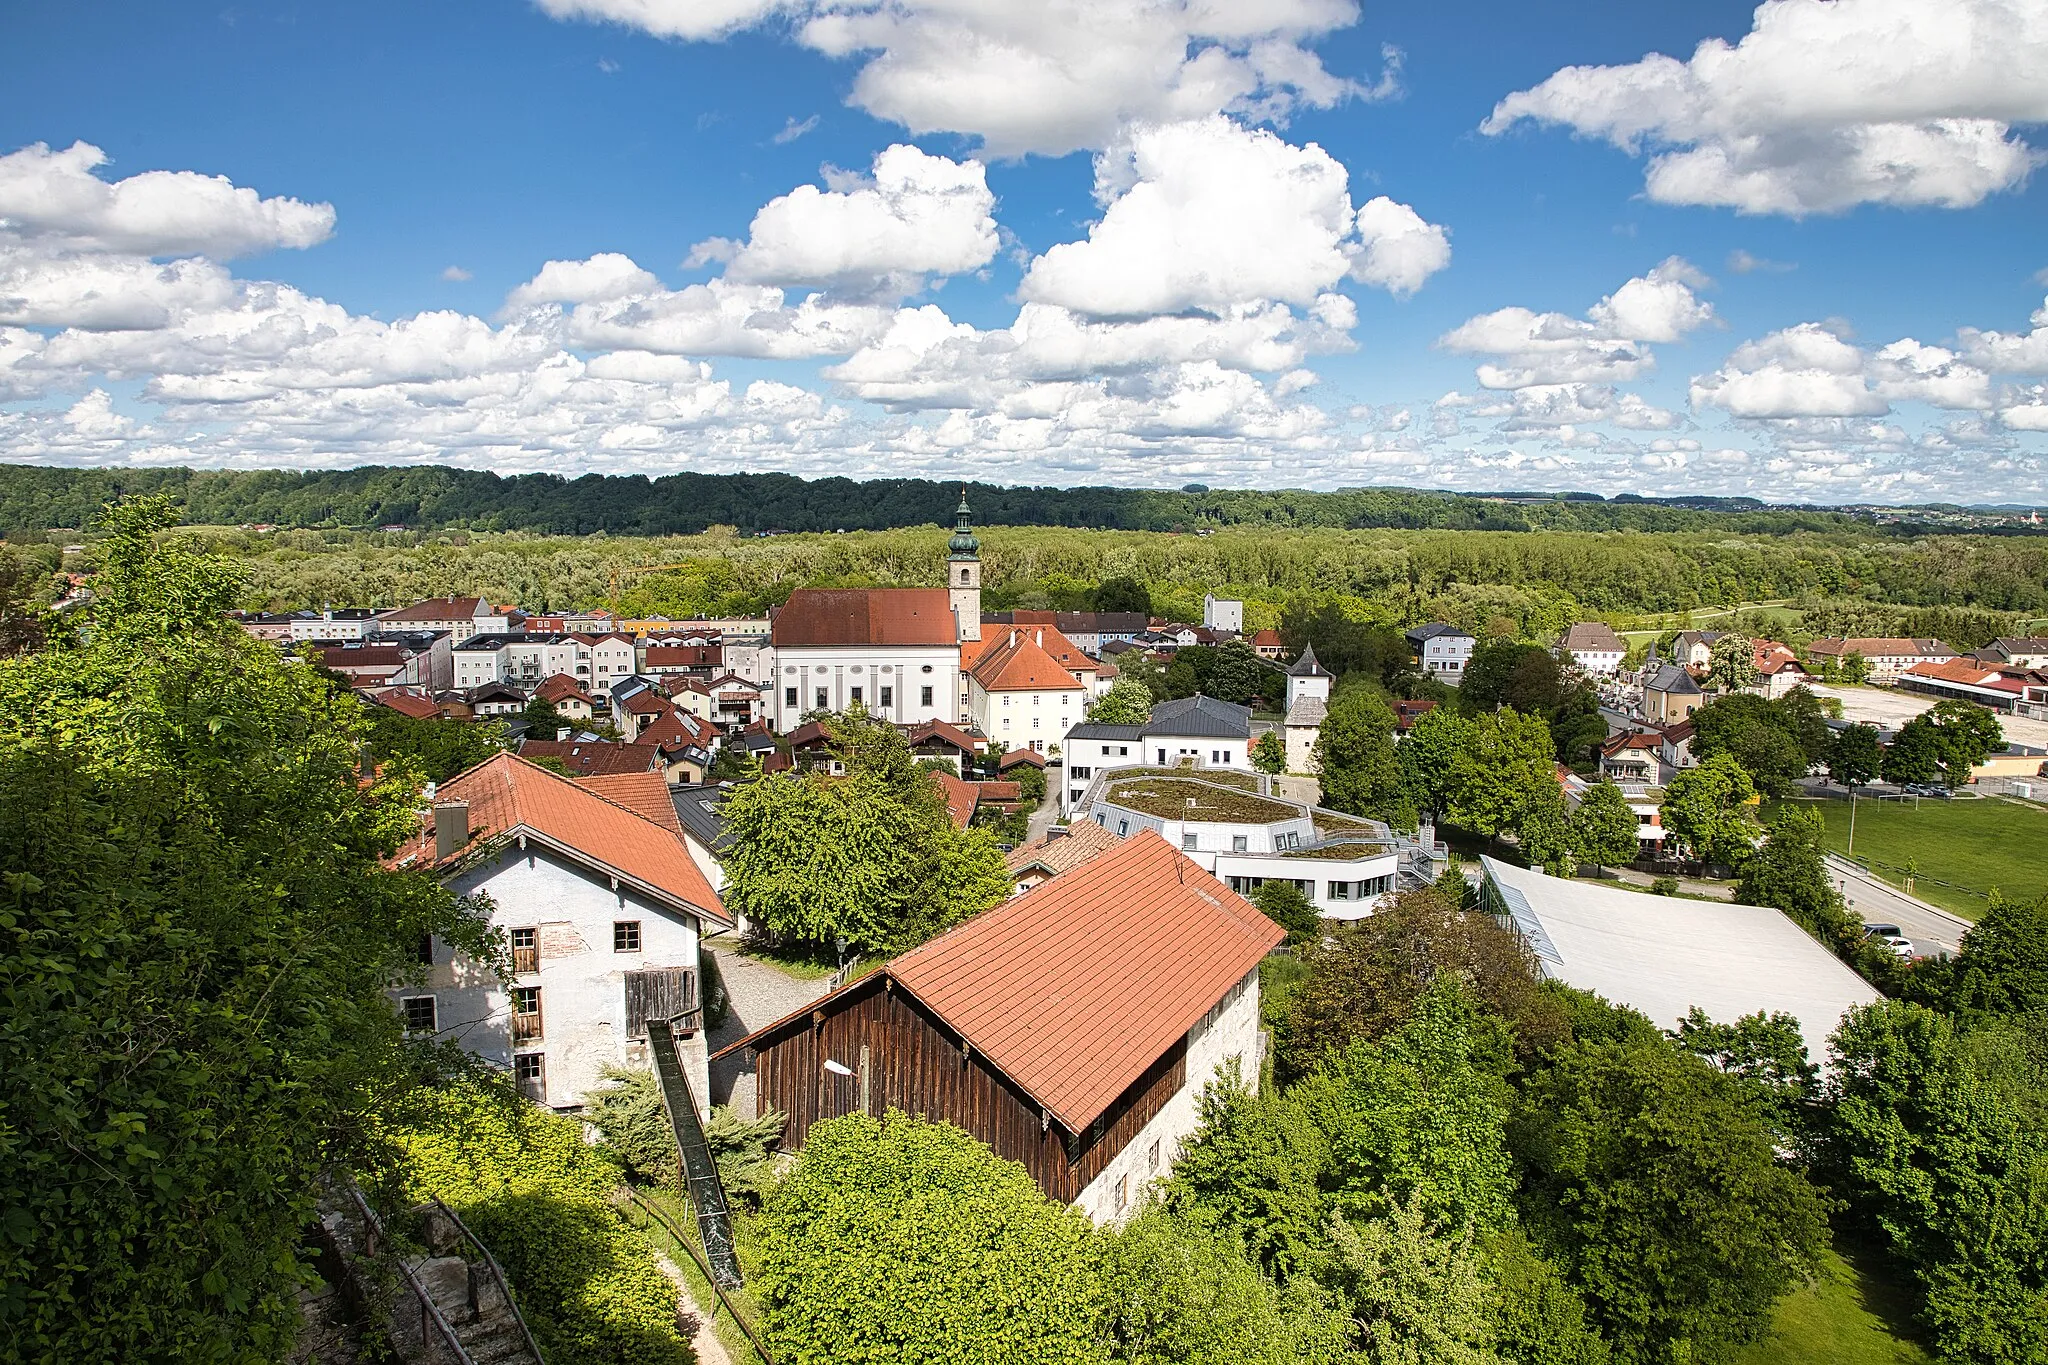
{"left": 1251, "top": 628, "right": 1283, "bottom": 647}
{"left": 577, "top": 771, "right": 686, "bottom": 834}
{"left": 401, "top": 753, "right": 724, "bottom": 922}
{"left": 997, "top": 747, "right": 1047, "bottom": 770}
{"left": 772, "top": 588, "right": 958, "bottom": 647}
{"left": 966, "top": 629, "right": 1086, "bottom": 693}
{"left": 1903, "top": 658, "right": 2027, "bottom": 694}
{"left": 727, "top": 832, "right": 1279, "bottom": 1131}
{"left": 905, "top": 718, "right": 982, "bottom": 756}
{"left": 634, "top": 711, "right": 715, "bottom": 751}
{"left": 1806, "top": 637, "right": 1954, "bottom": 658}
{"left": 933, "top": 770, "right": 979, "bottom": 829}
{"left": 1004, "top": 820, "right": 1121, "bottom": 879}
{"left": 371, "top": 687, "right": 442, "bottom": 719}
{"left": 617, "top": 689, "right": 671, "bottom": 716}
{"left": 378, "top": 595, "right": 487, "bottom": 622}
{"left": 516, "top": 739, "right": 662, "bottom": 776}
{"left": 535, "top": 673, "right": 593, "bottom": 705}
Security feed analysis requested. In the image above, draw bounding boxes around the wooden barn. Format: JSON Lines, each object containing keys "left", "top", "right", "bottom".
{"left": 713, "top": 830, "right": 1281, "bottom": 1222}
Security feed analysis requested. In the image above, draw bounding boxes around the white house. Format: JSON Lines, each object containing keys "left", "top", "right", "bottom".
{"left": 1407, "top": 623, "right": 1477, "bottom": 683}
{"left": 451, "top": 631, "right": 638, "bottom": 692}
{"left": 1203, "top": 595, "right": 1244, "bottom": 634}
{"left": 963, "top": 628, "right": 1089, "bottom": 754}
{"left": 375, "top": 595, "right": 511, "bottom": 643}
{"left": 1804, "top": 637, "right": 1957, "bottom": 682}
{"left": 1059, "top": 694, "right": 1256, "bottom": 812}
{"left": 1560, "top": 622, "right": 1627, "bottom": 675}
{"left": 289, "top": 608, "right": 377, "bottom": 642}
{"left": 392, "top": 753, "right": 732, "bottom": 1114}
{"left": 1281, "top": 642, "right": 1332, "bottom": 774}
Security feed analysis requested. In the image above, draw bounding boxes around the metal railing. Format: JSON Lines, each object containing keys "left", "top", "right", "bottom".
{"left": 621, "top": 1187, "right": 776, "bottom": 1365}
{"left": 341, "top": 1179, "right": 478, "bottom": 1365}
{"left": 426, "top": 1195, "right": 547, "bottom": 1365}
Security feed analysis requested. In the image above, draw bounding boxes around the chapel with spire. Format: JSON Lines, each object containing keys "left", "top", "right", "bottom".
{"left": 948, "top": 487, "right": 981, "bottom": 643}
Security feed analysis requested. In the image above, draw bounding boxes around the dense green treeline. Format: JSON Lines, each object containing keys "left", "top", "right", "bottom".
{"left": 0, "top": 461, "right": 1909, "bottom": 537}
{"left": 68, "top": 522, "right": 2048, "bottom": 627}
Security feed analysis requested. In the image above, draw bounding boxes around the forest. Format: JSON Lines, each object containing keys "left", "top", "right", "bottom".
{"left": 0, "top": 460, "right": 1982, "bottom": 537}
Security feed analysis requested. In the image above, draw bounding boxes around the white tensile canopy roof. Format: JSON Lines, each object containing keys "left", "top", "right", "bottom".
{"left": 1480, "top": 856, "right": 1883, "bottom": 1064}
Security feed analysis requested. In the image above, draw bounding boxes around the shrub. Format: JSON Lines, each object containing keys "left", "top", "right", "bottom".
{"left": 390, "top": 1082, "right": 694, "bottom": 1365}
{"left": 1649, "top": 877, "right": 1679, "bottom": 897}
{"left": 753, "top": 1110, "right": 1104, "bottom": 1364}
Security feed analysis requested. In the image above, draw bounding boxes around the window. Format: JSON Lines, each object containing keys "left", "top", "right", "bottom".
{"left": 415, "top": 932, "right": 435, "bottom": 965}
{"left": 1156, "top": 749, "right": 1167, "bottom": 764}
{"left": 1329, "top": 881, "right": 1350, "bottom": 900}
{"left": 511, "top": 927, "right": 538, "bottom": 974}
{"left": 1117, "top": 820, "right": 1130, "bottom": 836}
{"left": 849, "top": 686, "right": 863, "bottom": 705}
{"left": 879, "top": 685, "right": 893, "bottom": 708}
{"left": 785, "top": 686, "right": 797, "bottom": 706}
{"left": 1183, "top": 833, "right": 1198, "bottom": 851}
{"left": 613, "top": 920, "right": 642, "bottom": 952}
{"left": 815, "top": 687, "right": 828, "bottom": 709}
{"left": 513, "top": 1052, "right": 545, "bottom": 1101}
{"left": 1070, "top": 766, "right": 1091, "bottom": 780}
{"left": 402, "top": 996, "right": 437, "bottom": 1033}
{"left": 1116, "top": 746, "right": 1129, "bottom": 757}
{"left": 512, "top": 986, "right": 542, "bottom": 1042}
{"left": 960, "top": 567, "right": 970, "bottom": 583}
{"left": 921, "top": 685, "right": 934, "bottom": 706}
{"left": 1114, "top": 1175, "right": 1129, "bottom": 1213}
{"left": 1212, "top": 750, "right": 1223, "bottom": 764}
{"left": 1232, "top": 835, "right": 1247, "bottom": 852}
{"left": 1148, "top": 1140, "right": 1162, "bottom": 1175}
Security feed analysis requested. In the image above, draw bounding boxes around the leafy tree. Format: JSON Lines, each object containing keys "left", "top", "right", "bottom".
{"left": 1546, "top": 684, "right": 1609, "bottom": 773}
{"left": 1841, "top": 651, "right": 1872, "bottom": 684}
{"left": 1483, "top": 1230, "right": 1612, "bottom": 1365}
{"left": 1826, "top": 1000, "right": 2048, "bottom": 1365}
{"left": 1012, "top": 762, "right": 1047, "bottom": 803}
{"left": 364, "top": 703, "right": 511, "bottom": 783}
{"left": 1572, "top": 782, "right": 1642, "bottom": 873}
{"left": 1827, "top": 722, "right": 1883, "bottom": 788}
{"left": 1460, "top": 641, "right": 1564, "bottom": 716}
{"left": 754, "top": 1111, "right": 1104, "bottom": 1365}
{"left": 521, "top": 692, "right": 566, "bottom": 737}
{"left": 1314, "top": 691, "right": 1408, "bottom": 825}
{"left": 1512, "top": 1037, "right": 1831, "bottom": 1364}
{"left": 1251, "top": 728, "right": 1287, "bottom": 773}
{"left": 1687, "top": 692, "right": 1810, "bottom": 797}
{"left": 1324, "top": 1194, "right": 1504, "bottom": 1365}
{"left": 1937, "top": 891, "right": 2048, "bottom": 1020}
{"left": 1397, "top": 705, "right": 1472, "bottom": 821}
{"left": 1163, "top": 653, "right": 1200, "bottom": 700}
{"left": 1671, "top": 1009, "right": 1818, "bottom": 1147}
{"left": 1094, "top": 575, "right": 1151, "bottom": 614}
{"left": 1099, "top": 1202, "right": 1352, "bottom": 1365}
{"left": 1774, "top": 685, "right": 1835, "bottom": 764}
{"left": 1279, "top": 601, "right": 1414, "bottom": 687}
{"left": 1447, "top": 707, "right": 1556, "bottom": 845}
{"left": 1295, "top": 985, "right": 1517, "bottom": 1235}
{"left": 1881, "top": 716, "right": 1943, "bottom": 787}
{"left": 1660, "top": 751, "right": 1757, "bottom": 866}
{"left": 1206, "top": 639, "right": 1272, "bottom": 707}
{"left": 1254, "top": 879, "right": 1322, "bottom": 943}
{"left": 0, "top": 497, "right": 492, "bottom": 1361}
{"left": 1280, "top": 886, "right": 1569, "bottom": 1077}
{"left": 1706, "top": 633, "right": 1758, "bottom": 692}
{"left": 1734, "top": 804, "right": 1869, "bottom": 964}
{"left": 1169, "top": 1062, "right": 1333, "bottom": 1278}
{"left": 1923, "top": 699, "right": 2005, "bottom": 789}
{"left": 720, "top": 713, "right": 1009, "bottom": 951}
{"left": 1518, "top": 783, "right": 1578, "bottom": 877}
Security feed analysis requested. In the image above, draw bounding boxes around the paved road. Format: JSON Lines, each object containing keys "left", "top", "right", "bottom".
{"left": 704, "top": 936, "right": 838, "bottom": 1116}
{"left": 1826, "top": 853, "right": 1974, "bottom": 958}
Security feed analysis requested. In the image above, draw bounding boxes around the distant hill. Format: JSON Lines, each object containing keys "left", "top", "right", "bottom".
{"left": 0, "top": 462, "right": 1877, "bottom": 537}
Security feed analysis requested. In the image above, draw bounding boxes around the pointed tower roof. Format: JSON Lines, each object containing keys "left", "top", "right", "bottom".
{"left": 1287, "top": 641, "right": 1331, "bottom": 677}
{"left": 948, "top": 486, "right": 980, "bottom": 560}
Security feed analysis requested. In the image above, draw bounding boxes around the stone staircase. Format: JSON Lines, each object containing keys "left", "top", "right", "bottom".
{"left": 388, "top": 1202, "right": 546, "bottom": 1365}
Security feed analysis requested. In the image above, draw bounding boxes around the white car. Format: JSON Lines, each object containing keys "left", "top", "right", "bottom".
{"left": 1878, "top": 935, "right": 1915, "bottom": 959}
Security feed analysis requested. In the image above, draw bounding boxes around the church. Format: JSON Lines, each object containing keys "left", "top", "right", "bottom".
{"left": 765, "top": 494, "right": 985, "bottom": 731}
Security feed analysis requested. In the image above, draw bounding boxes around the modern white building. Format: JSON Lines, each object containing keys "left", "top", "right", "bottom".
{"left": 289, "top": 608, "right": 378, "bottom": 642}
{"left": 393, "top": 754, "right": 731, "bottom": 1114}
{"left": 451, "top": 632, "right": 638, "bottom": 692}
{"left": 1407, "top": 623, "right": 1477, "bottom": 683}
{"left": 1203, "top": 595, "right": 1244, "bottom": 634}
{"left": 1080, "top": 769, "right": 1400, "bottom": 919}
{"left": 1059, "top": 694, "right": 1258, "bottom": 812}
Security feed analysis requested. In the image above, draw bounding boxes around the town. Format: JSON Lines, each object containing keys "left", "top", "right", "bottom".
{"left": 11, "top": 485, "right": 2047, "bottom": 1365}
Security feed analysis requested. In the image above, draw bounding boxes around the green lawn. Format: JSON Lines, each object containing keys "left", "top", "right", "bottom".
{"left": 1735, "top": 1244, "right": 1931, "bottom": 1365}
{"left": 1784, "top": 795, "right": 2048, "bottom": 920}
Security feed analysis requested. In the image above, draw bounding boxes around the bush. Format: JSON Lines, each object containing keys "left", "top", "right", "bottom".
{"left": 1649, "top": 877, "right": 1679, "bottom": 896}
{"left": 390, "top": 1082, "right": 695, "bottom": 1365}
{"left": 753, "top": 1110, "right": 1103, "bottom": 1364}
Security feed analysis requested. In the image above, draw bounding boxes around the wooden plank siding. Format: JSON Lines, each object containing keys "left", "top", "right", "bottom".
{"left": 750, "top": 973, "right": 1187, "bottom": 1204}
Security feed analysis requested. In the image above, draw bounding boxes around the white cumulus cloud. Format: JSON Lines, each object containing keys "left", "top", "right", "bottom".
{"left": 1438, "top": 257, "right": 1715, "bottom": 389}
{"left": 1482, "top": 0, "right": 2048, "bottom": 215}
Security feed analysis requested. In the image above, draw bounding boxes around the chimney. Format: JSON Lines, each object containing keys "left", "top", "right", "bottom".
{"left": 433, "top": 802, "right": 470, "bottom": 861}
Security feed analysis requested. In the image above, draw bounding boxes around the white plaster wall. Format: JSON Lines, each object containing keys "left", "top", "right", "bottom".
{"left": 1060, "top": 734, "right": 1140, "bottom": 813}
{"left": 1212, "top": 851, "right": 1398, "bottom": 918}
{"left": 455, "top": 645, "right": 507, "bottom": 689}
{"left": 397, "top": 845, "right": 708, "bottom": 1114}
{"left": 773, "top": 645, "right": 959, "bottom": 731}
{"left": 1423, "top": 636, "right": 1474, "bottom": 681}
{"left": 1074, "top": 965, "right": 1262, "bottom": 1225}
{"left": 1572, "top": 649, "right": 1624, "bottom": 675}
{"left": 974, "top": 681, "right": 1084, "bottom": 753}
{"left": 1142, "top": 735, "right": 1248, "bottom": 768}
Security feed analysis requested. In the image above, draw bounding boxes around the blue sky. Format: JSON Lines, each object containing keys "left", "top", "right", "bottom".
{"left": 2, "top": 0, "right": 2045, "bottom": 503}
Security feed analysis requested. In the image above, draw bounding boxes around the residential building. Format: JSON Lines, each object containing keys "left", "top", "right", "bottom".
{"left": 1282, "top": 642, "right": 1332, "bottom": 774}
{"left": 982, "top": 610, "right": 1149, "bottom": 654}
{"left": 1003, "top": 820, "right": 1121, "bottom": 895}
{"left": 1202, "top": 595, "right": 1244, "bottom": 634}
{"left": 229, "top": 610, "right": 299, "bottom": 641}
{"left": 309, "top": 632, "right": 453, "bottom": 691}
{"left": 1559, "top": 622, "right": 1627, "bottom": 674}
{"left": 1480, "top": 857, "right": 1881, "bottom": 1065}
{"left": 1750, "top": 640, "right": 1812, "bottom": 698}
{"left": 375, "top": 596, "right": 510, "bottom": 642}
{"left": 904, "top": 718, "right": 983, "bottom": 773}
{"left": 964, "top": 628, "right": 1088, "bottom": 754}
{"left": 716, "top": 831, "right": 1281, "bottom": 1223}
{"left": 610, "top": 677, "right": 676, "bottom": 741}
{"left": 1979, "top": 637, "right": 2048, "bottom": 669}
{"left": 1804, "top": 637, "right": 1957, "bottom": 681}
{"left": 391, "top": 753, "right": 730, "bottom": 1113}
{"left": 1142, "top": 694, "right": 1253, "bottom": 769}
{"left": 466, "top": 682, "right": 526, "bottom": 718}
{"left": 451, "top": 632, "right": 637, "bottom": 692}
{"left": 768, "top": 588, "right": 965, "bottom": 730}
{"left": 1393, "top": 699, "right": 1438, "bottom": 733}
{"left": 1598, "top": 731, "right": 1664, "bottom": 785}
{"left": 1250, "top": 628, "right": 1287, "bottom": 660}
{"left": 535, "top": 674, "right": 595, "bottom": 722}
{"left": 289, "top": 608, "right": 378, "bottom": 642}
{"left": 1080, "top": 769, "right": 1400, "bottom": 920}
{"left": 1557, "top": 766, "right": 1667, "bottom": 858}
{"left": 1643, "top": 663, "right": 1705, "bottom": 724}
{"left": 1407, "top": 623, "right": 1476, "bottom": 683}
{"left": 370, "top": 687, "right": 443, "bottom": 720}
{"left": 1060, "top": 722, "right": 1144, "bottom": 812}
{"left": 516, "top": 738, "right": 664, "bottom": 777}
{"left": 641, "top": 635, "right": 724, "bottom": 677}
{"left": 1670, "top": 630, "right": 1726, "bottom": 674}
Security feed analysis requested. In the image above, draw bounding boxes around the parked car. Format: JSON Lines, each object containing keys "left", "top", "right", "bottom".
{"left": 1861, "top": 922, "right": 1903, "bottom": 939}
{"left": 1879, "top": 935, "right": 1916, "bottom": 959}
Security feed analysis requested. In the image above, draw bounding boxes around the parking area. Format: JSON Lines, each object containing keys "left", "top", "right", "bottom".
{"left": 1809, "top": 683, "right": 2048, "bottom": 749}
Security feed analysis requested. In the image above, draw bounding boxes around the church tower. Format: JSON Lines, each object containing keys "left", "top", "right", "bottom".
{"left": 948, "top": 488, "right": 981, "bottom": 643}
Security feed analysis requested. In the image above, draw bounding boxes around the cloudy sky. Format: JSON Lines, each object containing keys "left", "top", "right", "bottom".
{"left": 3, "top": 0, "right": 2046, "bottom": 503}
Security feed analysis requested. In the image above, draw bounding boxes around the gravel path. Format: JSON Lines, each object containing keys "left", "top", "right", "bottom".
{"left": 704, "top": 934, "right": 838, "bottom": 1117}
